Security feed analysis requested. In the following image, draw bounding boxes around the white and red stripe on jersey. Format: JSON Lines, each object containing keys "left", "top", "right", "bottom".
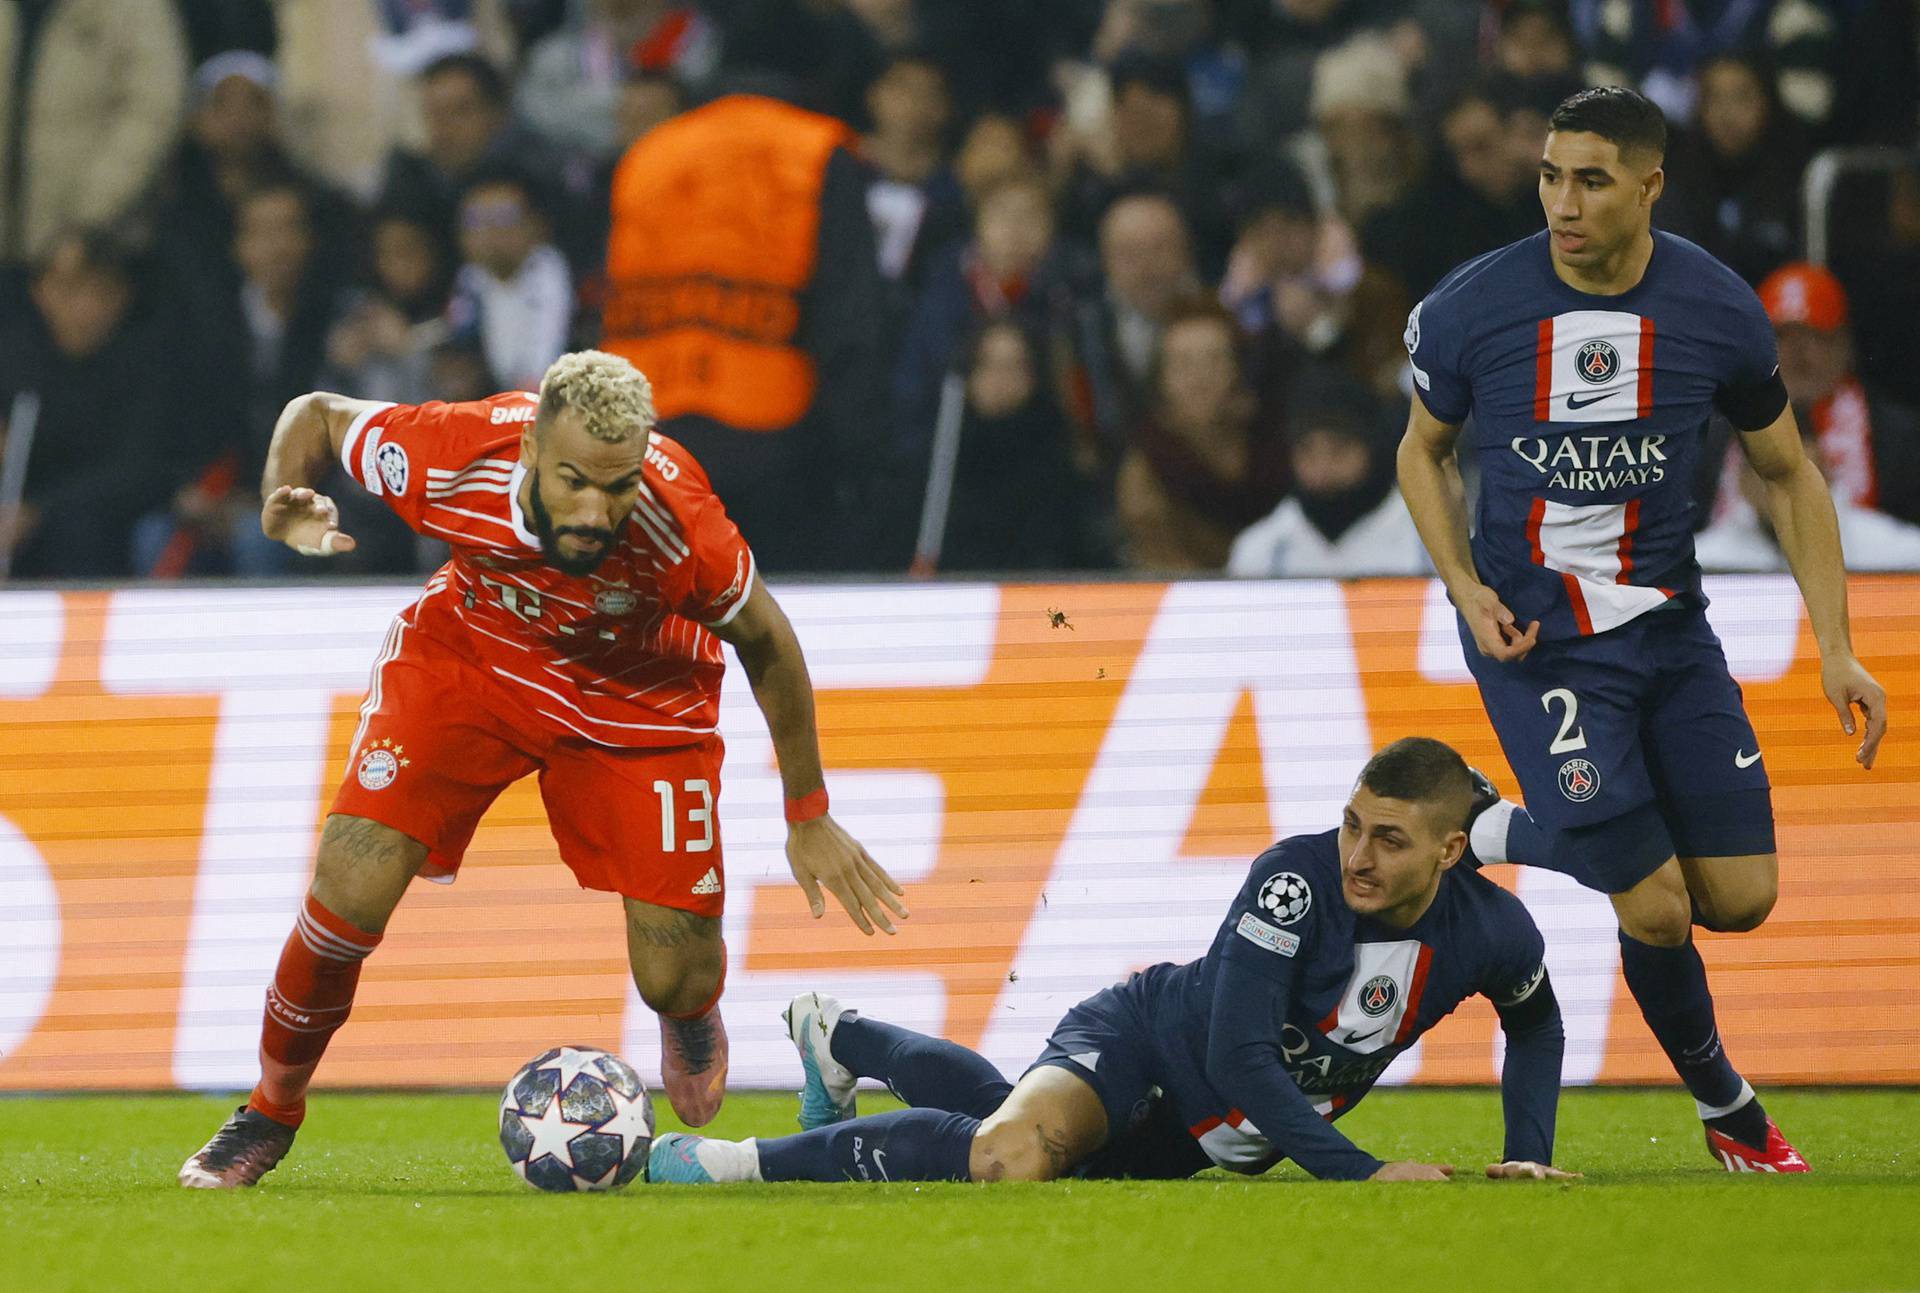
{"left": 339, "top": 392, "right": 756, "bottom": 748}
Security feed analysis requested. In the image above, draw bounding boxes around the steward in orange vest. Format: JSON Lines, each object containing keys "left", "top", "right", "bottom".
{"left": 604, "top": 94, "right": 888, "bottom": 571}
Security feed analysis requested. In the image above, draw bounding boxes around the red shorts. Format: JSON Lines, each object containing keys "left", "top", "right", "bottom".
{"left": 330, "top": 627, "right": 727, "bottom": 916}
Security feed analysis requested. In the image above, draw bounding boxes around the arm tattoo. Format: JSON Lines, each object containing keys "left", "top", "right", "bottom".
{"left": 1037, "top": 1125, "right": 1073, "bottom": 1177}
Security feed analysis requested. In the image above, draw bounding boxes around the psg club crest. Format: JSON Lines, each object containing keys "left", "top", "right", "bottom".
{"left": 1576, "top": 339, "right": 1619, "bottom": 384}
{"left": 356, "top": 739, "right": 407, "bottom": 791}
{"left": 1558, "top": 757, "right": 1601, "bottom": 803}
{"left": 1257, "top": 872, "right": 1313, "bottom": 926}
{"left": 1359, "top": 974, "right": 1399, "bottom": 1018}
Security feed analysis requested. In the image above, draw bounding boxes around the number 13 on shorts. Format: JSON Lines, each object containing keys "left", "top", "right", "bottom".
{"left": 653, "top": 778, "right": 715, "bottom": 853}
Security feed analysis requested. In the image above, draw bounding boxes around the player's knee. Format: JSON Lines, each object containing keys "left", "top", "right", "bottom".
{"left": 969, "top": 1121, "right": 1066, "bottom": 1183}
{"left": 1614, "top": 872, "right": 1693, "bottom": 947}
{"left": 1699, "top": 888, "right": 1775, "bottom": 933}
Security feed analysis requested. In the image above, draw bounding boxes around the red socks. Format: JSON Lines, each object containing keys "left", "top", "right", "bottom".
{"left": 246, "top": 895, "right": 382, "bottom": 1128}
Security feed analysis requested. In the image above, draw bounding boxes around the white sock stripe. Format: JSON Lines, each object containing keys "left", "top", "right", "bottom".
{"left": 1695, "top": 1079, "right": 1756, "bottom": 1121}
{"left": 293, "top": 920, "right": 368, "bottom": 964}
{"left": 296, "top": 910, "right": 377, "bottom": 959}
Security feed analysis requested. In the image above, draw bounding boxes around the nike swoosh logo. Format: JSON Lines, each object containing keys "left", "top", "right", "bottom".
{"left": 1339, "top": 1027, "right": 1384, "bottom": 1046}
{"left": 1565, "top": 392, "right": 1613, "bottom": 410}
{"left": 1735, "top": 749, "right": 1762, "bottom": 768}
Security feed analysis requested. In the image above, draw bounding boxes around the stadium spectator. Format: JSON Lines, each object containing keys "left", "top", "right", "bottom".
{"left": 1228, "top": 369, "right": 1426, "bottom": 577}
{"left": 916, "top": 320, "right": 1108, "bottom": 573}
{"left": 1707, "top": 263, "right": 1920, "bottom": 529}
{"left": 0, "top": 232, "right": 183, "bottom": 578}
{"left": 952, "top": 113, "right": 1038, "bottom": 210}
{"left": 1085, "top": 0, "right": 1249, "bottom": 152}
{"left": 602, "top": 91, "right": 890, "bottom": 571}
{"left": 1057, "top": 52, "right": 1236, "bottom": 275}
{"left": 1835, "top": 159, "right": 1920, "bottom": 410}
{"left": 1363, "top": 84, "right": 1540, "bottom": 302}
{"left": 321, "top": 208, "right": 457, "bottom": 407}
{"left": 516, "top": 0, "right": 720, "bottom": 163}
{"left": 859, "top": 52, "right": 968, "bottom": 290}
{"left": 156, "top": 53, "right": 358, "bottom": 318}
{"left": 377, "top": 53, "right": 555, "bottom": 247}
{"left": 1233, "top": 0, "right": 1394, "bottom": 145}
{"left": 1115, "top": 298, "right": 1287, "bottom": 570}
{"left": 1660, "top": 52, "right": 1806, "bottom": 287}
{"left": 139, "top": 181, "right": 362, "bottom": 577}
{"left": 447, "top": 167, "right": 575, "bottom": 393}
{"left": 1695, "top": 438, "right": 1920, "bottom": 573}
{"left": 1080, "top": 192, "right": 1202, "bottom": 469}
{"left": 1572, "top": 0, "right": 1840, "bottom": 131}
{"left": 0, "top": 0, "right": 189, "bottom": 272}
{"left": 893, "top": 174, "right": 1091, "bottom": 453}
{"left": 1492, "top": 0, "right": 1580, "bottom": 80}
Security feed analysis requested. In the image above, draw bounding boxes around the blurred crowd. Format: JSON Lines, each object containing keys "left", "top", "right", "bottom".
{"left": 2, "top": 0, "right": 1918, "bottom": 582}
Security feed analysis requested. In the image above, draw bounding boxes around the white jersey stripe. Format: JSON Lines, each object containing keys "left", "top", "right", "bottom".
{"left": 418, "top": 517, "right": 514, "bottom": 549}
{"left": 424, "top": 503, "right": 522, "bottom": 533}
{"left": 488, "top": 664, "right": 719, "bottom": 733}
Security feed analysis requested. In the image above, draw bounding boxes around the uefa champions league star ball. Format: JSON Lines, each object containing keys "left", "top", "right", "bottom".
{"left": 499, "top": 1046, "right": 656, "bottom": 1192}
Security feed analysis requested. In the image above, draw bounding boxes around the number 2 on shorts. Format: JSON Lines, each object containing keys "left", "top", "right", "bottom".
{"left": 1541, "top": 688, "right": 1589, "bottom": 754}
{"left": 652, "top": 778, "right": 715, "bottom": 853}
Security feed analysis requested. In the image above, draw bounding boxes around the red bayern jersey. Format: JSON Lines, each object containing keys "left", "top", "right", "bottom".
{"left": 338, "top": 391, "right": 755, "bottom": 747}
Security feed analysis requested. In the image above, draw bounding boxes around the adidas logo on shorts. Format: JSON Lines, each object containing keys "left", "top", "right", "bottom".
{"left": 691, "top": 867, "right": 722, "bottom": 896}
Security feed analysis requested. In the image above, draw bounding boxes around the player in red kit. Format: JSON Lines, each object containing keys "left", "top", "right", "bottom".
{"left": 180, "top": 350, "right": 908, "bottom": 1189}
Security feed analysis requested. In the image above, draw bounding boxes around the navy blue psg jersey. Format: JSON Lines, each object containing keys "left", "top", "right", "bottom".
{"left": 1406, "top": 230, "right": 1782, "bottom": 639}
{"left": 1124, "top": 831, "right": 1554, "bottom": 1178}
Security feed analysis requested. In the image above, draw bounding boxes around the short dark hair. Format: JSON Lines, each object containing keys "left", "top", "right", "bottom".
{"left": 421, "top": 52, "right": 509, "bottom": 107}
{"left": 1548, "top": 85, "right": 1667, "bottom": 160}
{"left": 1357, "top": 738, "right": 1475, "bottom": 831}
{"left": 31, "top": 226, "right": 138, "bottom": 283}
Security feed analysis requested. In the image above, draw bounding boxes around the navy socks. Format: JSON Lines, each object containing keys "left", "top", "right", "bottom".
{"left": 1618, "top": 931, "right": 1767, "bottom": 1145}
{"left": 831, "top": 1014, "right": 1013, "bottom": 1118}
{"left": 756, "top": 1108, "right": 979, "bottom": 1182}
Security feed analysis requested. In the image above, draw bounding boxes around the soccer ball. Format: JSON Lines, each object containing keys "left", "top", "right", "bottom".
{"left": 499, "top": 1045, "right": 655, "bottom": 1192}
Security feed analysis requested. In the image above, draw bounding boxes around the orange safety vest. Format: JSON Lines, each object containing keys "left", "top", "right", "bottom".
{"left": 603, "top": 96, "right": 854, "bottom": 432}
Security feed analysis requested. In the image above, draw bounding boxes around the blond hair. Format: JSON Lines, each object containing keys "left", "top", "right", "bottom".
{"left": 537, "top": 350, "right": 656, "bottom": 443}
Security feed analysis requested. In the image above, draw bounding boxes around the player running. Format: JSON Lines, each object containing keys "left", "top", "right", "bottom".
{"left": 180, "top": 351, "right": 908, "bottom": 1189}
{"left": 648, "top": 739, "right": 1576, "bottom": 1186}
{"left": 1397, "top": 87, "right": 1889, "bottom": 1173}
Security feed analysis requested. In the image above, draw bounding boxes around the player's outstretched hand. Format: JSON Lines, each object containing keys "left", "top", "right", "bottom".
{"left": 1485, "top": 1160, "right": 1582, "bottom": 1181}
{"left": 1821, "top": 653, "right": 1888, "bottom": 770}
{"left": 262, "top": 485, "right": 357, "bottom": 556}
{"left": 786, "top": 815, "right": 910, "bottom": 936}
{"left": 1370, "top": 1160, "right": 1455, "bottom": 1182}
{"left": 1453, "top": 581, "right": 1539, "bottom": 662}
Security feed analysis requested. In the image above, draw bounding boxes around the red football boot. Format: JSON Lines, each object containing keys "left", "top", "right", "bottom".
{"left": 1705, "top": 1119, "right": 1811, "bottom": 1173}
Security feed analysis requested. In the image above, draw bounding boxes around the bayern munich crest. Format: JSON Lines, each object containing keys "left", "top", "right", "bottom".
{"left": 1576, "top": 339, "right": 1620, "bottom": 384}
{"left": 1558, "top": 757, "right": 1601, "bottom": 803}
{"left": 356, "top": 738, "right": 408, "bottom": 791}
{"left": 1257, "top": 872, "right": 1313, "bottom": 926}
{"left": 595, "top": 588, "right": 638, "bottom": 615}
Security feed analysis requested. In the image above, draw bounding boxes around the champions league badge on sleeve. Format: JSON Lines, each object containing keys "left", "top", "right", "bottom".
{"left": 1257, "top": 872, "right": 1313, "bottom": 926}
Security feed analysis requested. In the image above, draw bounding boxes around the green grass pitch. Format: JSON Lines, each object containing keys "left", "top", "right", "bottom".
{"left": 3, "top": 1088, "right": 1915, "bottom": 1292}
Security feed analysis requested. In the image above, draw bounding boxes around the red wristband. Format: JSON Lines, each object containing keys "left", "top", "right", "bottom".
{"left": 784, "top": 788, "right": 829, "bottom": 824}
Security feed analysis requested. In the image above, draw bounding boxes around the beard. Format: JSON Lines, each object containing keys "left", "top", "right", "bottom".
{"left": 526, "top": 469, "right": 619, "bottom": 576}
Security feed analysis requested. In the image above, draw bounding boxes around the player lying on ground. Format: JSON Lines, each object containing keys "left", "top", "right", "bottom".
{"left": 1397, "top": 86, "right": 1888, "bottom": 1173}
{"left": 649, "top": 738, "right": 1576, "bottom": 1186}
{"left": 181, "top": 351, "right": 907, "bottom": 1189}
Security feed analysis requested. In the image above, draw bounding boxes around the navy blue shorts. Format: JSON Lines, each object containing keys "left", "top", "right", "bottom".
{"left": 1027, "top": 986, "right": 1211, "bottom": 1181}
{"left": 1462, "top": 602, "right": 1776, "bottom": 893}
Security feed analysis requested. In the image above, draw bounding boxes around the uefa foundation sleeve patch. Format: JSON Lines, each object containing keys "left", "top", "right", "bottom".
{"left": 1235, "top": 912, "right": 1301, "bottom": 957}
